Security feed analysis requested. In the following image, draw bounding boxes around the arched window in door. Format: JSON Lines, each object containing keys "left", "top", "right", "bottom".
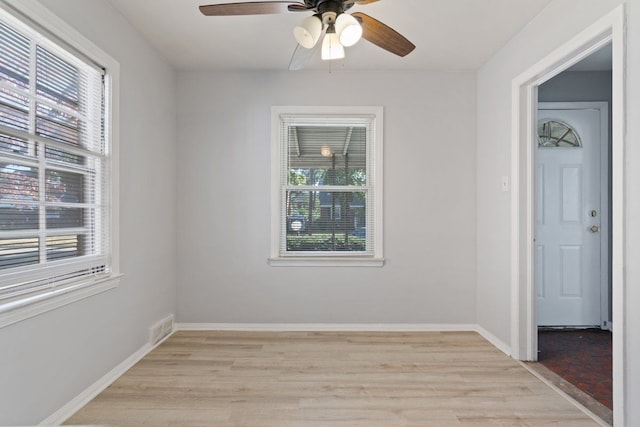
{"left": 538, "top": 120, "right": 582, "bottom": 147}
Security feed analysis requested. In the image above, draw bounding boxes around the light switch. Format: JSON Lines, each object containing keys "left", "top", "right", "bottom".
{"left": 501, "top": 176, "right": 510, "bottom": 192}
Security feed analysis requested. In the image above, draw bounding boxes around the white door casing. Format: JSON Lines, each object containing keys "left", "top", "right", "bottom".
{"left": 510, "top": 8, "right": 624, "bottom": 422}
{"left": 536, "top": 102, "right": 609, "bottom": 327}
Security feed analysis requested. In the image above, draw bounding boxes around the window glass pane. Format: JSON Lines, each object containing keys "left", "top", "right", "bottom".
{"left": 36, "top": 103, "right": 80, "bottom": 146}
{"left": 36, "top": 45, "right": 79, "bottom": 110}
{"left": 538, "top": 120, "right": 581, "bottom": 147}
{"left": 288, "top": 125, "right": 367, "bottom": 186}
{"left": 0, "top": 86, "right": 32, "bottom": 156}
{"left": 0, "top": 21, "right": 30, "bottom": 90}
{"left": 45, "top": 146, "right": 85, "bottom": 165}
{"left": 45, "top": 207, "right": 83, "bottom": 228}
{"left": 286, "top": 190, "right": 366, "bottom": 252}
{"left": 0, "top": 204, "right": 38, "bottom": 230}
{"left": 1, "top": 163, "right": 39, "bottom": 230}
{"left": 0, "top": 87, "right": 29, "bottom": 131}
{"left": 0, "top": 134, "right": 30, "bottom": 156}
{"left": 45, "top": 169, "right": 83, "bottom": 203}
{"left": 0, "top": 237, "right": 39, "bottom": 270}
{"left": 0, "top": 162, "right": 39, "bottom": 201}
{"left": 46, "top": 234, "right": 82, "bottom": 261}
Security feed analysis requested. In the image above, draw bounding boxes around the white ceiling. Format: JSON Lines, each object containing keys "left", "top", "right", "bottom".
{"left": 105, "top": 0, "right": 555, "bottom": 71}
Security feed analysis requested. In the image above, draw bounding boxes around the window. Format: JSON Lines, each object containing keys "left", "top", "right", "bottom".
{"left": 538, "top": 120, "right": 582, "bottom": 147}
{"left": 0, "top": 2, "right": 119, "bottom": 326}
{"left": 270, "top": 106, "right": 383, "bottom": 266}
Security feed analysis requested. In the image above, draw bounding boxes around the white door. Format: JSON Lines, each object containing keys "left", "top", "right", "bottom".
{"left": 536, "top": 103, "right": 606, "bottom": 327}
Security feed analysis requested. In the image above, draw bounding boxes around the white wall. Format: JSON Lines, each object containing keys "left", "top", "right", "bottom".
{"left": 539, "top": 70, "right": 612, "bottom": 103}
{"left": 176, "top": 70, "right": 477, "bottom": 325}
{"left": 0, "top": 1, "right": 177, "bottom": 424}
{"left": 624, "top": 1, "right": 640, "bottom": 424}
{"left": 477, "top": 0, "right": 640, "bottom": 424}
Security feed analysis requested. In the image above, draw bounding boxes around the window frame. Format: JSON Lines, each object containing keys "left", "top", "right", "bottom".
{"left": 269, "top": 106, "right": 384, "bottom": 267}
{"left": 0, "top": 0, "right": 120, "bottom": 328}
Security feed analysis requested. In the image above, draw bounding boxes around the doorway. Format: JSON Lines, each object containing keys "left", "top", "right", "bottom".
{"left": 510, "top": 5, "right": 625, "bottom": 425}
{"left": 535, "top": 97, "right": 612, "bottom": 417}
{"left": 534, "top": 48, "right": 613, "bottom": 415}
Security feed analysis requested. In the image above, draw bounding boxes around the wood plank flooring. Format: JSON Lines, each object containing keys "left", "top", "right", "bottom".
{"left": 65, "top": 331, "right": 601, "bottom": 427}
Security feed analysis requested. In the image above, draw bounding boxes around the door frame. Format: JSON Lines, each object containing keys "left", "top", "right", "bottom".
{"left": 536, "top": 101, "right": 609, "bottom": 328}
{"left": 509, "top": 4, "right": 625, "bottom": 424}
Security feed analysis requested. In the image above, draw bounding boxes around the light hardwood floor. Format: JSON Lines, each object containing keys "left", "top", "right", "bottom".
{"left": 65, "top": 331, "right": 602, "bottom": 427}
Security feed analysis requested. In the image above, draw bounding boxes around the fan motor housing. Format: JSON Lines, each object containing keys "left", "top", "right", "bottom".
{"left": 315, "top": 0, "right": 352, "bottom": 15}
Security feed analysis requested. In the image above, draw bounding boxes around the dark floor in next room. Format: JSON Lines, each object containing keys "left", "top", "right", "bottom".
{"left": 538, "top": 328, "right": 612, "bottom": 415}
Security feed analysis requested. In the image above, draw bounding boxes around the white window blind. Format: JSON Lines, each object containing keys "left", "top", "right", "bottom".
{"left": 270, "top": 107, "right": 383, "bottom": 266}
{"left": 0, "top": 11, "right": 111, "bottom": 310}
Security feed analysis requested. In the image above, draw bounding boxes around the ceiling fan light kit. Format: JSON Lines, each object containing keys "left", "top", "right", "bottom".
{"left": 294, "top": 9, "right": 362, "bottom": 57}
{"left": 199, "top": 0, "right": 416, "bottom": 69}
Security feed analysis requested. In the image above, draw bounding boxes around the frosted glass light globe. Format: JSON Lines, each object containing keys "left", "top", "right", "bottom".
{"left": 293, "top": 15, "right": 322, "bottom": 49}
{"left": 321, "top": 32, "right": 345, "bottom": 60}
{"left": 335, "top": 13, "right": 362, "bottom": 47}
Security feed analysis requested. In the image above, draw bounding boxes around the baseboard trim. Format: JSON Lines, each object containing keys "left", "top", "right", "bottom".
{"left": 176, "top": 323, "right": 513, "bottom": 355}
{"left": 476, "top": 325, "right": 512, "bottom": 356}
{"left": 175, "top": 322, "right": 479, "bottom": 332}
{"left": 40, "top": 331, "right": 174, "bottom": 425}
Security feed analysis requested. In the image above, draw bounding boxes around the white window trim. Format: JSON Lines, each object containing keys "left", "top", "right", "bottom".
{"left": 269, "top": 106, "right": 384, "bottom": 267}
{"left": 0, "top": 0, "right": 121, "bottom": 328}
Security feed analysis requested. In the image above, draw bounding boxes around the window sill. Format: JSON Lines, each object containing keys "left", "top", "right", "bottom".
{"left": 0, "top": 273, "right": 122, "bottom": 329}
{"left": 268, "top": 257, "right": 385, "bottom": 267}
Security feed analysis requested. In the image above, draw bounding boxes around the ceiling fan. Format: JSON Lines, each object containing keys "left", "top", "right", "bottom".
{"left": 199, "top": 0, "right": 415, "bottom": 70}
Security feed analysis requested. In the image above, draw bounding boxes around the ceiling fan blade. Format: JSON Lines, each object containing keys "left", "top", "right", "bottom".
{"left": 289, "top": 26, "right": 327, "bottom": 71}
{"left": 288, "top": 4, "right": 310, "bottom": 11}
{"left": 351, "top": 12, "right": 415, "bottom": 57}
{"left": 343, "top": 0, "right": 380, "bottom": 8}
{"left": 288, "top": 44, "right": 312, "bottom": 71}
{"left": 199, "top": 1, "right": 305, "bottom": 16}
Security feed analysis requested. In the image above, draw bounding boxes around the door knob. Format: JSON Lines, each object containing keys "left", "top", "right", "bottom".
{"left": 590, "top": 225, "right": 600, "bottom": 233}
